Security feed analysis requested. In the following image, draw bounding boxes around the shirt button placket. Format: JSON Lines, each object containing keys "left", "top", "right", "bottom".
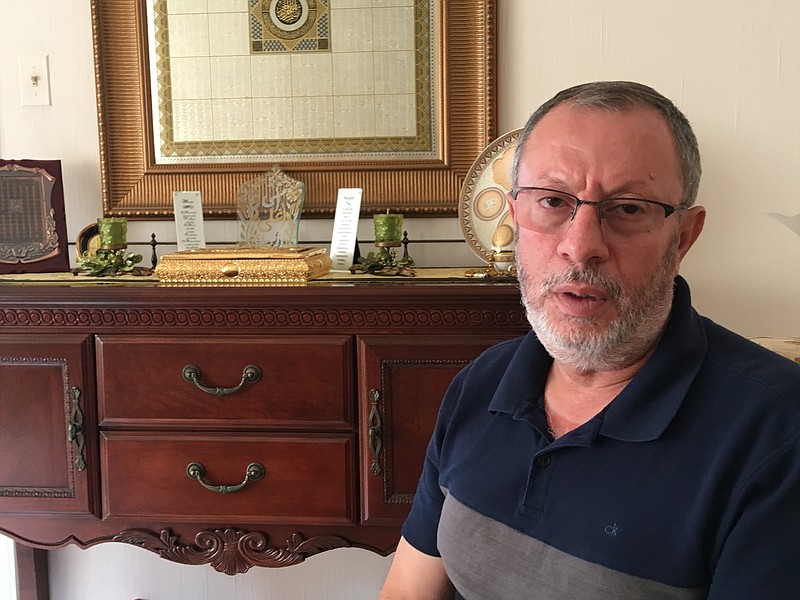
{"left": 520, "top": 452, "right": 555, "bottom": 518}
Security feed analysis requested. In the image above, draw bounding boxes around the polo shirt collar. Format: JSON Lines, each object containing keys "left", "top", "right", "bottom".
{"left": 488, "top": 327, "right": 552, "bottom": 416}
{"left": 601, "top": 276, "right": 707, "bottom": 441}
{"left": 487, "top": 276, "right": 708, "bottom": 443}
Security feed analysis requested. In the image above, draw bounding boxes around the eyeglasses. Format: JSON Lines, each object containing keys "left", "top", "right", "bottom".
{"left": 510, "top": 186, "right": 687, "bottom": 236}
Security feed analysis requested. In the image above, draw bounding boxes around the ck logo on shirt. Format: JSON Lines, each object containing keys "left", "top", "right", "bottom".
{"left": 604, "top": 523, "right": 619, "bottom": 536}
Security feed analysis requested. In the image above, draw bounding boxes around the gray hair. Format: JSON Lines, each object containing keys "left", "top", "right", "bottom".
{"left": 511, "top": 81, "right": 702, "bottom": 207}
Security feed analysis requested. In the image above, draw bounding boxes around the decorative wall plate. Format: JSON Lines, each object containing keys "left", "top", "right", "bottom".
{"left": 459, "top": 129, "right": 521, "bottom": 262}
{"left": 76, "top": 223, "right": 101, "bottom": 258}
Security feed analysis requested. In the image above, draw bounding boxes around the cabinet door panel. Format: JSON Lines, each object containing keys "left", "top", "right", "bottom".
{"left": 358, "top": 335, "right": 517, "bottom": 526}
{"left": 0, "top": 335, "right": 96, "bottom": 515}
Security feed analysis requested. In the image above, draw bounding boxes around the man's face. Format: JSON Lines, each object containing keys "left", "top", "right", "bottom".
{"left": 509, "top": 104, "right": 703, "bottom": 371}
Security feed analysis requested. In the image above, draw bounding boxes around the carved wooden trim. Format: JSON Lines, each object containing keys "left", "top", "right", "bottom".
{"left": 0, "top": 487, "right": 74, "bottom": 499}
{"left": 113, "top": 528, "right": 351, "bottom": 574}
{"left": 0, "top": 307, "right": 526, "bottom": 330}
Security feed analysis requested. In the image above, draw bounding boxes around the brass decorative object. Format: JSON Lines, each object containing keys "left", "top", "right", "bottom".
{"left": 182, "top": 364, "right": 262, "bottom": 396}
{"left": 465, "top": 223, "right": 517, "bottom": 279}
{"left": 155, "top": 246, "right": 332, "bottom": 285}
{"left": 67, "top": 387, "right": 86, "bottom": 472}
{"left": 367, "top": 388, "right": 383, "bottom": 475}
{"left": 75, "top": 222, "right": 101, "bottom": 258}
{"left": 186, "top": 462, "right": 265, "bottom": 494}
{"left": 459, "top": 128, "right": 522, "bottom": 278}
{"left": 351, "top": 213, "right": 416, "bottom": 276}
{"left": 74, "top": 216, "right": 152, "bottom": 276}
{"left": 459, "top": 129, "right": 521, "bottom": 263}
{"left": 489, "top": 223, "right": 516, "bottom": 273}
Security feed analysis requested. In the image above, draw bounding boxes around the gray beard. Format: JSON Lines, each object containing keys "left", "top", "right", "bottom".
{"left": 518, "top": 237, "right": 679, "bottom": 372}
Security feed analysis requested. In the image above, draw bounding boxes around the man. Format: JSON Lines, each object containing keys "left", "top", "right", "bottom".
{"left": 379, "top": 81, "right": 800, "bottom": 599}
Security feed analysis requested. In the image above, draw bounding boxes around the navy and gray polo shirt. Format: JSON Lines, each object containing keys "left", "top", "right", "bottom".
{"left": 402, "top": 276, "right": 800, "bottom": 599}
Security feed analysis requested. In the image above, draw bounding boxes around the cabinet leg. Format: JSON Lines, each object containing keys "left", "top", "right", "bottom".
{"left": 14, "top": 544, "right": 50, "bottom": 600}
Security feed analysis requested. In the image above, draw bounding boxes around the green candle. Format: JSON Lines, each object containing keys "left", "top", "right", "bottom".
{"left": 374, "top": 213, "right": 403, "bottom": 243}
{"left": 97, "top": 217, "right": 128, "bottom": 249}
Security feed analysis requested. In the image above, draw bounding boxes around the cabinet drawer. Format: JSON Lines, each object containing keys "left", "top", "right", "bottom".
{"left": 97, "top": 336, "right": 354, "bottom": 429}
{"left": 101, "top": 432, "right": 355, "bottom": 524}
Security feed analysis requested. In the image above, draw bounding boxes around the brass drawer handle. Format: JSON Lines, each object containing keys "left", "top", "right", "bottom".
{"left": 186, "top": 462, "right": 265, "bottom": 494}
{"left": 182, "top": 364, "right": 262, "bottom": 396}
{"left": 67, "top": 387, "right": 86, "bottom": 471}
{"left": 368, "top": 388, "right": 383, "bottom": 475}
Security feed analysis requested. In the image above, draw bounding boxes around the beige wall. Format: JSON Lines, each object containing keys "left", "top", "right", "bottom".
{"left": 498, "top": 0, "right": 800, "bottom": 338}
{"left": 1, "top": 1, "right": 798, "bottom": 337}
{"left": 1, "top": 1, "right": 799, "bottom": 598}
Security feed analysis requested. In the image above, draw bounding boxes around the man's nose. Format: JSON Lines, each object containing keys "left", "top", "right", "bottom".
{"left": 555, "top": 203, "right": 610, "bottom": 266}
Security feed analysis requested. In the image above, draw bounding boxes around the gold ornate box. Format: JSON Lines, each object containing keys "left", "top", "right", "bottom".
{"left": 155, "top": 246, "right": 332, "bottom": 286}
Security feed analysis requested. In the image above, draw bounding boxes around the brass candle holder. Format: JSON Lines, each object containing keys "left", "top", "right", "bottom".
{"left": 350, "top": 212, "right": 415, "bottom": 276}
{"left": 75, "top": 216, "right": 148, "bottom": 277}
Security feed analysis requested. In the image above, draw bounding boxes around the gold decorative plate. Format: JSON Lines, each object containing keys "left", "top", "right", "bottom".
{"left": 76, "top": 223, "right": 102, "bottom": 258}
{"left": 459, "top": 129, "right": 521, "bottom": 262}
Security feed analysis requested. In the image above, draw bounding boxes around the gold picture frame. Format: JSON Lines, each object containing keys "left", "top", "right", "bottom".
{"left": 91, "top": 0, "right": 497, "bottom": 219}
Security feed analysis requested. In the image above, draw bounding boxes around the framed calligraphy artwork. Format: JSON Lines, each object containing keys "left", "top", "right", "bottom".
{"left": 91, "top": 0, "right": 497, "bottom": 218}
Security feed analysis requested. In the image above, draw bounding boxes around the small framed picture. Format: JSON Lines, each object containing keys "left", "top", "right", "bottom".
{"left": 0, "top": 159, "right": 70, "bottom": 274}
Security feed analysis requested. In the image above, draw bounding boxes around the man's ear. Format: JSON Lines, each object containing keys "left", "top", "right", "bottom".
{"left": 677, "top": 205, "right": 706, "bottom": 261}
{"left": 506, "top": 191, "right": 516, "bottom": 220}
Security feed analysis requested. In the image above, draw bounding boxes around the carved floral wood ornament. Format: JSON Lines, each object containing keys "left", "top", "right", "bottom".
{"left": 114, "top": 529, "right": 350, "bottom": 574}
{"left": 90, "top": 0, "right": 497, "bottom": 218}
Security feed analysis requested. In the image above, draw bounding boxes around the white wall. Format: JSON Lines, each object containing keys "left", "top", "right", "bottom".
{"left": 0, "top": 536, "right": 15, "bottom": 600}
{"left": 49, "top": 543, "right": 391, "bottom": 600}
{"left": 1, "top": 1, "right": 799, "bottom": 598}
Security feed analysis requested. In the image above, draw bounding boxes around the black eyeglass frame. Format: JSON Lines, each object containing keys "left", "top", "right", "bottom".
{"left": 509, "top": 186, "right": 688, "bottom": 223}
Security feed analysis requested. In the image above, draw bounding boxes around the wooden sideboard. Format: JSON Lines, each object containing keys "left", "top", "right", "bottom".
{"left": 0, "top": 278, "right": 528, "bottom": 591}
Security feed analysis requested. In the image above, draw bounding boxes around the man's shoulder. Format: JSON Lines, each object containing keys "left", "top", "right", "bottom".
{"left": 701, "top": 318, "right": 800, "bottom": 400}
{"left": 440, "top": 331, "right": 544, "bottom": 418}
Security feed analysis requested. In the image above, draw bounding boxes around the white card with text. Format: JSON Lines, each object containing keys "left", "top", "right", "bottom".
{"left": 329, "top": 188, "right": 363, "bottom": 271}
{"left": 172, "top": 191, "right": 206, "bottom": 251}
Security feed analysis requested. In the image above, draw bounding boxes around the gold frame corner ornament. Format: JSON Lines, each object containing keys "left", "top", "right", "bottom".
{"left": 91, "top": 0, "right": 497, "bottom": 219}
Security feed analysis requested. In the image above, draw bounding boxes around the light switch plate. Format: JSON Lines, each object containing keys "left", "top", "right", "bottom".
{"left": 19, "top": 56, "right": 51, "bottom": 106}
